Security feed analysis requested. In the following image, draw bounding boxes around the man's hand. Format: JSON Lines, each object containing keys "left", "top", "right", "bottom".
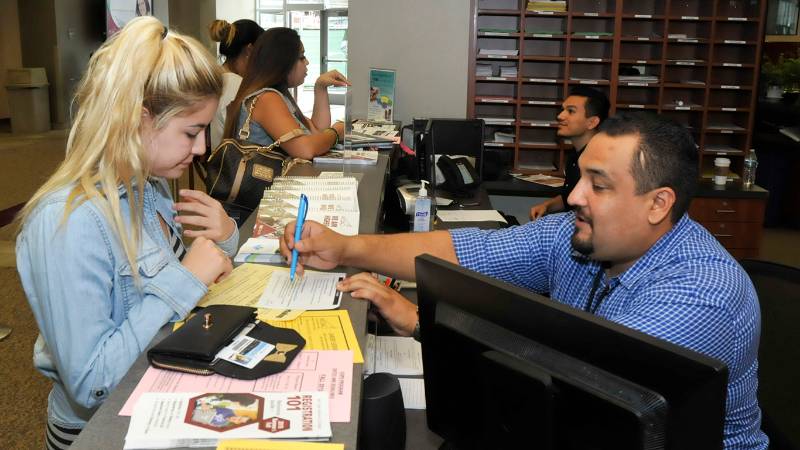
{"left": 279, "top": 220, "right": 348, "bottom": 276}
{"left": 182, "top": 236, "right": 233, "bottom": 286}
{"left": 530, "top": 196, "right": 565, "bottom": 221}
{"left": 337, "top": 273, "right": 417, "bottom": 336}
{"left": 529, "top": 202, "right": 550, "bottom": 220}
{"left": 174, "top": 189, "right": 235, "bottom": 243}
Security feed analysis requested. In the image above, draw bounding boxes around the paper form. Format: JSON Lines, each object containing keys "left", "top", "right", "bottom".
{"left": 265, "top": 310, "right": 364, "bottom": 363}
{"left": 256, "top": 309, "right": 304, "bottom": 322}
{"left": 398, "top": 378, "right": 427, "bottom": 410}
{"left": 436, "top": 210, "right": 508, "bottom": 223}
{"left": 364, "top": 335, "right": 423, "bottom": 376}
{"left": 119, "top": 350, "right": 354, "bottom": 422}
{"left": 217, "top": 440, "right": 344, "bottom": 450}
{"left": 197, "top": 263, "right": 278, "bottom": 308}
{"left": 258, "top": 271, "right": 345, "bottom": 310}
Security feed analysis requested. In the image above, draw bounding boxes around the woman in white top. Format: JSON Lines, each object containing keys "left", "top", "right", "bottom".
{"left": 208, "top": 19, "right": 265, "bottom": 149}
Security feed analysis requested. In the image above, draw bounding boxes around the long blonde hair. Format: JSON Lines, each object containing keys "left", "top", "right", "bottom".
{"left": 17, "top": 16, "right": 222, "bottom": 275}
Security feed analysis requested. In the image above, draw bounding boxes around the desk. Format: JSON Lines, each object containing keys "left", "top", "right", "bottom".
{"left": 71, "top": 154, "right": 391, "bottom": 450}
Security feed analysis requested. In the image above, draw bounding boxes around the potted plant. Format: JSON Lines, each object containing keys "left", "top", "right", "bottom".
{"left": 762, "top": 55, "right": 785, "bottom": 99}
{"left": 780, "top": 56, "right": 800, "bottom": 104}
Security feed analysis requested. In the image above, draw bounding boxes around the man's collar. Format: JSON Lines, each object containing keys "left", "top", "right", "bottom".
{"left": 613, "top": 214, "right": 691, "bottom": 289}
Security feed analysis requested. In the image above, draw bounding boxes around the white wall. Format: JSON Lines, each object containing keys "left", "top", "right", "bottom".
{"left": 216, "top": 0, "right": 254, "bottom": 26}
{"left": 348, "top": 0, "right": 471, "bottom": 124}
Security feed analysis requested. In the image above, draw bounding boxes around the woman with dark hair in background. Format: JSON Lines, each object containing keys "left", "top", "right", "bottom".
{"left": 225, "top": 27, "right": 350, "bottom": 160}
{"left": 221, "top": 27, "right": 350, "bottom": 223}
{"left": 208, "top": 19, "right": 265, "bottom": 148}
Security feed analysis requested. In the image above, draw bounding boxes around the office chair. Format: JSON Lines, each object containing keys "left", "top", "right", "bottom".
{"left": 740, "top": 259, "right": 800, "bottom": 450}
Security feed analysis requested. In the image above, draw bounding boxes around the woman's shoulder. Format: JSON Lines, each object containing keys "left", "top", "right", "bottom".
{"left": 22, "top": 186, "right": 107, "bottom": 236}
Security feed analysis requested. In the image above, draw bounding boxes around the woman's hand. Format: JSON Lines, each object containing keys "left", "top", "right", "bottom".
{"left": 315, "top": 70, "right": 351, "bottom": 89}
{"left": 173, "top": 189, "right": 235, "bottom": 243}
{"left": 337, "top": 273, "right": 418, "bottom": 337}
{"left": 182, "top": 236, "right": 233, "bottom": 286}
{"left": 332, "top": 121, "right": 345, "bottom": 139}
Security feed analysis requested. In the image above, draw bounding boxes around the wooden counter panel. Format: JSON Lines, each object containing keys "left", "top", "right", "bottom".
{"left": 699, "top": 221, "right": 763, "bottom": 249}
{"left": 689, "top": 197, "right": 766, "bottom": 223}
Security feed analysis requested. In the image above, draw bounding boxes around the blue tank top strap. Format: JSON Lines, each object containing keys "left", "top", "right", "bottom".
{"left": 236, "top": 88, "right": 309, "bottom": 147}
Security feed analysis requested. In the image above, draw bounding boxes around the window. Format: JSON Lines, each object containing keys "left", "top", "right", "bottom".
{"left": 767, "top": 0, "right": 800, "bottom": 36}
{"left": 255, "top": 1, "right": 348, "bottom": 120}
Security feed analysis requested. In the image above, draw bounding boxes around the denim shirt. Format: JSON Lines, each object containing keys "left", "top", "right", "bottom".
{"left": 16, "top": 178, "right": 239, "bottom": 428}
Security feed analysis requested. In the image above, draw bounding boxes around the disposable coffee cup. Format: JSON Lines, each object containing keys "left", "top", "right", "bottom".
{"left": 714, "top": 157, "right": 731, "bottom": 185}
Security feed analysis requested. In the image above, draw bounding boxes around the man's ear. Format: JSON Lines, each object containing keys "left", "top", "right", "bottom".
{"left": 648, "top": 187, "right": 675, "bottom": 225}
{"left": 586, "top": 115, "right": 601, "bottom": 130}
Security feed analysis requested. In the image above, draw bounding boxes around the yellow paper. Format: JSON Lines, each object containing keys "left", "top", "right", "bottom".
{"left": 257, "top": 308, "right": 305, "bottom": 322}
{"left": 217, "top": 439, "right": 343, "bottom": 450}
{"left": 198, "top": 263, "right": 285, "bottom": 308}
{"left": 265, "top": 310, "right": 364, "bottom": 363}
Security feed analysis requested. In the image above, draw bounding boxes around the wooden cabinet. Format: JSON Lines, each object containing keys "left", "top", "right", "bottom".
{"left": 468, "top": 0, "right": 768, "bottom": 177}
{"left": 689, "top": 195, "right": 766, "bottom": 258}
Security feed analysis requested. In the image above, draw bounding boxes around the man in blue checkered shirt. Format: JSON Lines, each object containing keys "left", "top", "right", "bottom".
{"left": 281, "top": 113, "right": 768, "bottom": 449}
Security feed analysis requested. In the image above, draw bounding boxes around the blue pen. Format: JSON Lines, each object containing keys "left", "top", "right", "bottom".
{"left": 290, "top": 193, "right": 308, "bottom": 281}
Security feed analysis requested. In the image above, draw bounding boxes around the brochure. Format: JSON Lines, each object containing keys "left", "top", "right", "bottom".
{"left": 313, "top": 149, "right": 379, "bottom": 165}
{"left": 123, "top": 392, "right": 331, "bottom": 449}
{"left": 367, "top": 68, "right": 396, "bottom": 123}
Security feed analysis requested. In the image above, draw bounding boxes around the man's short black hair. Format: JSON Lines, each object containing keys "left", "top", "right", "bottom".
{"left": 598, "top": 112, "right": 699, "bottom": 223}
{"left": 567, "top": 86, "right": 610, "bottom": 124}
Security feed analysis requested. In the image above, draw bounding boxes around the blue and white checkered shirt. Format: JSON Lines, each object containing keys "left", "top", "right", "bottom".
{"left": 450, "top": 212, "right": 768, "bottom": 450}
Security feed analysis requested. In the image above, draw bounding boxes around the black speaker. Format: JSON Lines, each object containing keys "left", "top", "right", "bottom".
{"left": 359, "top": 372, "right": 406, "bottom": 450}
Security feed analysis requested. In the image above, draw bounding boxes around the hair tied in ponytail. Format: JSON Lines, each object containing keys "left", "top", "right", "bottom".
{"left": 161, "top": 25, "right": 168, "bottom": 40}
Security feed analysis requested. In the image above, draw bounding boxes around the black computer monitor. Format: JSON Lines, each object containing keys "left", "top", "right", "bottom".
{"left": 412, "top": 118, "right": 485, "bottom": 185}
{"left": 416, "top": 255, "right": 728, "bottom": 450}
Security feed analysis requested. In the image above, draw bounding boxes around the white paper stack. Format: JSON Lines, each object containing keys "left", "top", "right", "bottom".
{"left": 619, "top": 75, "right": 659, "bottom": 82}
{"left": 499, "top": 65, "right": 518, "bottom": 78}
{"left": 476, "top": 64, "right": 494, "bottom": 77}
{"left": 235, "top": 176, "right": 361, "bottom": 264}
{"left": 493, "top": 131, "right": 516, "bottom": 143}
{"left": 478, "top": 48, "right": 519, "bottom": 57}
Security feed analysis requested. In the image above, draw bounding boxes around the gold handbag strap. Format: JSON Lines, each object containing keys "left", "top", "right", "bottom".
{"left": 227, "top": 159, "right": 248, "bottom": 203}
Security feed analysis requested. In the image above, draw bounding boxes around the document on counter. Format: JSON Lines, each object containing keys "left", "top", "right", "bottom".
{"left": 398, "top": 378, "right": 427, "bottom": 410}
{"left": 258, "top": 271, "right": 345, "bottom": 310}
{"left": 364, "top": 335, "right": 423, "bottom": 376}
{"left": 124, "top": 392, "right": 331, "bottom": 449}
{"left": 198, "top": 263, "right": 278, "bottom": 309}
{"left": 436, "top": 209, "right": 508, "bottom": 224}
{"left": 265, "top": 310, "right": 364, "bottom": 363}
{"left": 120, "top": 350, "right": 354, "bottom": 422}
{"left": 218, "top": 440, "right": 344, "bottom": 450}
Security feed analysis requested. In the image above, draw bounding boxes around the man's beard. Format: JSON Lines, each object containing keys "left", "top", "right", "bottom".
{"left": 571, "top": 230, "right": 594, "bottom": 255}
{"left": 571, "top": 215, "right": 594, "bottom": 256}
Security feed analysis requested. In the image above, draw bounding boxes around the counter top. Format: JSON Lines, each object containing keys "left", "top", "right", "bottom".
{"left": 695, "top": 180, "right": 769, "bottom": 199}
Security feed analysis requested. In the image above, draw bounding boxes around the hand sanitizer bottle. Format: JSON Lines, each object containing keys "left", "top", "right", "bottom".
{"left": 413, "top": 180, "right": 432, "bottom": 232}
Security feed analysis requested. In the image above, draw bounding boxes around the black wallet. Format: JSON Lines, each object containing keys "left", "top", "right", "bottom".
{"left": 147, "top": 305, "right": 305, "bottom": 380}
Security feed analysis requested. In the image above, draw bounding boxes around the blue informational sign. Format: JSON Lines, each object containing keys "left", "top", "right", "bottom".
{"left": 368, "top": 68, "right": 396, "bottom": 123}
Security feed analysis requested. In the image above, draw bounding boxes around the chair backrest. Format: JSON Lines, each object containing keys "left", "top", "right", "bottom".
{"left": 739, "top": 259, "right": 800, "bottom": 449}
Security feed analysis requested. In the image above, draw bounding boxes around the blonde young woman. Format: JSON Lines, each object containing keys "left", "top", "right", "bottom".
{"left": 208, "top": 19, "right": 264, "bottom": 149}
{"left": 15, "top": 17, "right": 236, "bottom": 449}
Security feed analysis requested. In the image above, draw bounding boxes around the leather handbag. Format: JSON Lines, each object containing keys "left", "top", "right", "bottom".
{"left": 147, "top": 305, "right": 305, "bottom": 380}
{"left": 204, "top": 90, "right": 307, "bottom": 212}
